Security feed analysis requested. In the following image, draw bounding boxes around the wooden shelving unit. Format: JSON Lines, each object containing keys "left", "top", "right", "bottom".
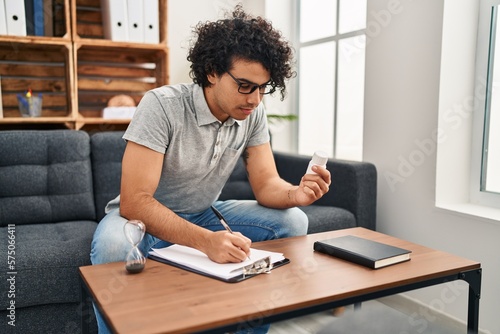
{"left": 0, "top": 0, "right": 72, "bottom": 129}
{"left": 0, "top": 0, "right": 169, "bottom": 131}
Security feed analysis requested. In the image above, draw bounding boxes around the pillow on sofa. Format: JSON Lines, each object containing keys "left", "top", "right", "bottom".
{"left": 0, "top": 130, "right": 95, "bottom": 226}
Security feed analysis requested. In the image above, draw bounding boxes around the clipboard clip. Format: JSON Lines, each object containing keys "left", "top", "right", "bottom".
{"left": 241, "top": 256, "right": 273, "bottom": 277}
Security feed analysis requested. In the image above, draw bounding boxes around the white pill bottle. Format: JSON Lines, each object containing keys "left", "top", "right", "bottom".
{"left": 305, "top": 151, "right": 328, "bottom": 175}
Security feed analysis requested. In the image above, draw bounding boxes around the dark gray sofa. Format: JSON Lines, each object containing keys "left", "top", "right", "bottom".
{"left": 0, "top": 130, "right": 376, "bottom": 333}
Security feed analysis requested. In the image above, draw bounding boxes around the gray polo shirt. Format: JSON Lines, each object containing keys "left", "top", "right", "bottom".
{"left": 120, "top": 83, "right": 270, "bottom": 213}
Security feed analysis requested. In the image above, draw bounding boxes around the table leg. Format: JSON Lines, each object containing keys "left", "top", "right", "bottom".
{"left": 460, "top": 269, "right": 482, "bottom": 334}
{"left": 80, "top": 277, "right": 91, "bottom": 334}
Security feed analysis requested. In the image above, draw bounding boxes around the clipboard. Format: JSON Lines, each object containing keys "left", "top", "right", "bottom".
{"left": 149, "top": 253, "right": 290, "bottom": 283}
{"left": 148, "top": 244, "right": 290, "bottom": 283}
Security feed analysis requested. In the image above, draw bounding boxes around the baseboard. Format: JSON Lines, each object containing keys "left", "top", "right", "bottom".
{"left": 378, "top": 294, "right": 490, "bottom": 334}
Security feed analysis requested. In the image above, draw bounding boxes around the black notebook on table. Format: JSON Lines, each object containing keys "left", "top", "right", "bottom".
{"left": 313, "top": 235, "right": 411, "bottom": 269}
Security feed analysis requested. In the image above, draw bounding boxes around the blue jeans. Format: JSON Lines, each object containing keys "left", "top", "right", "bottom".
{"left": 90, "top": 200, "right": 308, "bottom": 334}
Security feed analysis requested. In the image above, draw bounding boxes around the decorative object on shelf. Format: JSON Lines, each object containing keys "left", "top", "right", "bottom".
{"left": 107, "top": 94, "right": 136, "bottom": 107}
{"left": 102, "top": 94, "right": 137, "bottom": 119}
{"left": 17, "top": 89, "right": 42, "bottom": 117}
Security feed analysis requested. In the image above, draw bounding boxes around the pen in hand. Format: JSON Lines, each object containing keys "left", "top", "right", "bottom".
{"left": 211, "top": 206, "right": 251, "bottom": 260}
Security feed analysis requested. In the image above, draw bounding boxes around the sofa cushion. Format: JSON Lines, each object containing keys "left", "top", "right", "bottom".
{"left": 0, "top": 221, "right": 97, "bottom": 309}
{"left": 274, "top": 151, "right": 377, "bottom": 231}
{"left": 301, "top": 205, "right": 356, "bottom": 234}
{"left": 90, "top": 131, "right": 127, "bottom": 221}
{"left": 0, "top": 130, "right": 95, "bottom": 226}
{"left": 0, "top": 302, "right": 98, "bottom": 334}
{"left": 219, "top": 156, "right": 256, "bottom": 200}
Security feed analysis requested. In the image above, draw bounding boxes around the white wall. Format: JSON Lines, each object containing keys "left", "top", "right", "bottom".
{"left": 168, "top": 0, "right": 238, "bottom": 85}
{"left": 364, "top": 0, "right": 499, "bottom": 332}
{"left": 167, "top": 0, "right": 295, "bottom": 152}
{"left": 168, "top": 0, "right": 267, "bottom": 84}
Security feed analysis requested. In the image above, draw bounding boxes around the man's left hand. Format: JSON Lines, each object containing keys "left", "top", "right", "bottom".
{"left": 293, "top": 165, "right": 331, "bottom": 206}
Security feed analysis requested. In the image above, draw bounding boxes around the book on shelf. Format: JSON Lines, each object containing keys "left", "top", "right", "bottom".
{"left": 313, "top": 235, "right": 411, "bottom": 269}
{"left": 25, "top": 0, "right": 34, "bottom": 35}
{"left": 149, "top": 244, "right": 289, "bottom": 283}
{"left": 43, "top": 0, "right": 53, "bottom": 37}
{"left": 52, "top": 0, "right": 64, "bottom": 37}
{"left": 24, "top": 0, "right": 44, "bottom": 36}
{"left": 33, "top": 0, "right": 44, "bottom": 36}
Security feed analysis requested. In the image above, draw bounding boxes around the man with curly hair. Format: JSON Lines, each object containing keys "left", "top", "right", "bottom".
{"left": 91, "top": 5, "right": 330, "bottom": 334}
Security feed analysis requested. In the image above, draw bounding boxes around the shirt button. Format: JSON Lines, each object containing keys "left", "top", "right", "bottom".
{"left": 213, "top": 154, "right": 218, "bottom": 160}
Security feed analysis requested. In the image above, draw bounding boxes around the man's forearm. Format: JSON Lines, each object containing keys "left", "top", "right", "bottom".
{"left": 254, "top": 178, "right": 299, "bottom": 209}
{"left": 253, "top": 167, "right": 331, "bottom": 209}
{"left": 120, "top": 193, "right": 212, "bottom": 250}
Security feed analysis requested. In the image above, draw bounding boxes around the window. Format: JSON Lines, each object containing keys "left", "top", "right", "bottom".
{"left": 470, "top": 0, "right": 500, "bottom": 209}
{"left": 436, "top": 0, "right": 500, "bottom": 219}
{"left": 481, "top": 3, "right": 500, "bottom": 194}
{"left": 296, "top": 0, "right": 366, "bottom": 161}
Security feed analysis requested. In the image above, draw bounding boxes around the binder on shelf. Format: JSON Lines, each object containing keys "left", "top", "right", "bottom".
{"left": 5, "top": 0, "right": 27, "bottom": 36}
{"left": 51, "top": 0, "right": 64, "bottom": 36}
{"left": 100, "top": 0, "right": 128, "bottom": 42}
{"left": 23, "top": 0, "right": 44, "bottom": 36}
{"left": 43, "top": 0, "right": 53, "bottom": 37}
{"left": 127, "top": 0, "right": 144, "bottom": 43}
{"left": 33, "top": 0, "right": 44, "bottom": 36}
{"left": 24, "top": 0, "right": 34, "bottom": 35}
{"left": 0, "top": 0, "right": 7, "bottom": 35}
{"left": 143, "top": 0, "right": 159, "bottom": 44}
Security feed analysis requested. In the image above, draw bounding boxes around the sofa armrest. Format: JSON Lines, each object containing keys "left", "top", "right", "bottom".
{"left": 91, "top": 131, "right": 126, "bottom": 221}
{"left": 273, "top": 152, "right": 377, "bottom": 231}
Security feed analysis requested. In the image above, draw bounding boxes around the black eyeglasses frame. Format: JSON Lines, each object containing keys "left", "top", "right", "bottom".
{"left": 226, "top": 71, "right": 273, "bottom": 95}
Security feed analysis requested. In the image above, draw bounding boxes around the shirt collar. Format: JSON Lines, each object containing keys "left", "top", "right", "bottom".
{"left": 193, "top": 84, "right": 242, "bottom": 127}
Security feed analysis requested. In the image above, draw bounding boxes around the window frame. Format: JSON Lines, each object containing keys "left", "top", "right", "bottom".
{"left": 294, "top": 0, "right": 366, "bottom": 159}
{"left": 435, "top": 0, "right": 500, "bottom": 222}
{"left": 470, "top": 0, "right": 500, "bottom": 209}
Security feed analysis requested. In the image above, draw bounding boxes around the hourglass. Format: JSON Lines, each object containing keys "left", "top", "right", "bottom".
{"left": 123, "top": 220, "right": 146, "bottom": 273}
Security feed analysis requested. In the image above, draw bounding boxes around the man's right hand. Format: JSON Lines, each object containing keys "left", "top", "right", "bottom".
{"left": 204, "top": 231, "right": 252, "bottom": 263}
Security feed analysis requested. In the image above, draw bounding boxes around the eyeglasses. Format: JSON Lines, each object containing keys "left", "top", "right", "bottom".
{"left": 227, "top": 71, "right": 273, "bottom": 95}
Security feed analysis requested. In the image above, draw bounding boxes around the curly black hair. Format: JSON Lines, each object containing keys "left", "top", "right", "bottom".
{"left": 187, "top": 4, "right": 295, "bottom": 101}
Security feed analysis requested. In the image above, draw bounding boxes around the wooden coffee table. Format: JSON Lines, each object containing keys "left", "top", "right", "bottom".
{"left": 79, "top": 227, "right": 481, "bottom": 333}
